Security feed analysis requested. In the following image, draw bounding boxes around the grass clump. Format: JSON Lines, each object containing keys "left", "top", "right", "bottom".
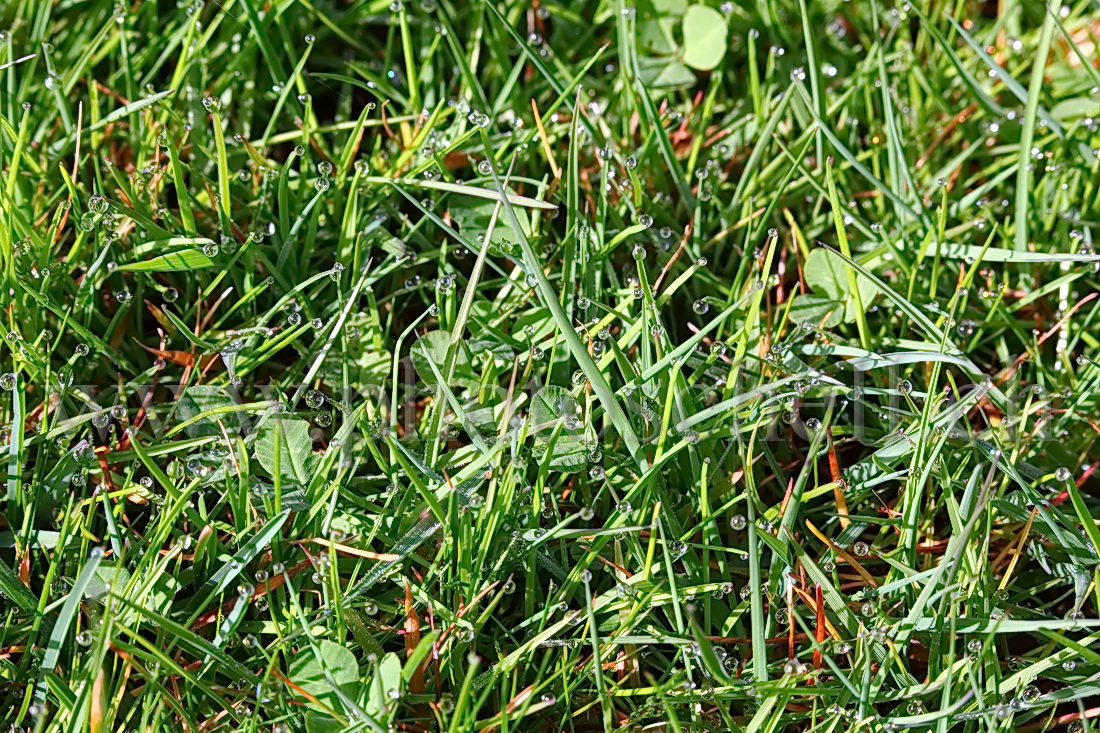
{"left": 2, "top": 0, "right": 1100, "bottom": 731}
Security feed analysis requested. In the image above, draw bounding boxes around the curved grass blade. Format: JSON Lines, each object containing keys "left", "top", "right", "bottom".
{"left": 118, "top": 249, "right": 216, "bottom": 272}
{"left": 35, "top": 548, "right": 103, "bottom": 703}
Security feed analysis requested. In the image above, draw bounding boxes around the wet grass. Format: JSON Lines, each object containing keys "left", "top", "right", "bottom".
{"left": 2, "top": 0, "right": 1100, "bottom": 731}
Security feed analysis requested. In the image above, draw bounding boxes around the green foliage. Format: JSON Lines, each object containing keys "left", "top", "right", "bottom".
{"left": 680, "top": 5, "right": 728, "bottom": 71}
{"left": 255, "top": 418, "right": 316, "bottom": 485}
{"left": 531, "top": 385, "right": 588, "bottom": 472}
{"left": 450, "top": 198, "right": 530, "bottom": 247}
{"left": 799, "top": 247, "right": 881, "bottom": 324}
{"left": 1, "top": 0, "right": 1099, "bottom": 731}
{"left": 288, "top": 640, "right": 359, "bottom": 707}
{"left": 117, "top": 248, "right": 217, "bottom": 272}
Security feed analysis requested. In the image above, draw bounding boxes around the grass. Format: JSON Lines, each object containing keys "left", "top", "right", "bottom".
{"left": 1, "top": 0, "right": 1100, "bottom": 730}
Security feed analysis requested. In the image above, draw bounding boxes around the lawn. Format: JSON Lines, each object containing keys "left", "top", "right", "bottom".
{"left": 2, "top": 0, "right": 1100, "bottom": 731}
